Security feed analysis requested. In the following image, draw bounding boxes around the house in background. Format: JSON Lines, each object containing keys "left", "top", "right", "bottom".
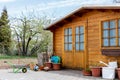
{"left": 45, "top": 5, "right": 120, "bottom": 69}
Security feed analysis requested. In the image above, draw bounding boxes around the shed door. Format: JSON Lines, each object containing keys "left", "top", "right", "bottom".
{"left": 63, "top": 26, "right": 85, "bottom": 69}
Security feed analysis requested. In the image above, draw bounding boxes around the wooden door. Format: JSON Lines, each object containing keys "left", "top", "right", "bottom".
{"left": 63, "top": 26, "right": 86, "bottom": 69}
{"left": 73, "top": 26, "right": 85, "bottom": 69}
{"left": 63, "top": 27, "right": 74, "bottom": 68}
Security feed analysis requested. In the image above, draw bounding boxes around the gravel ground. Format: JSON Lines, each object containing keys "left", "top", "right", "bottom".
{"left": 0, "top": 59, "right": 37, "bottom": 69}
{"left": 0, "top": 69, "right": 115, "bottom": 80}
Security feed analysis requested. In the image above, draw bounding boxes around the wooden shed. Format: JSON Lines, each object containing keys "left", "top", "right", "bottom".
{"left": 45, "top": 5, "right": 120, "bottom": 69}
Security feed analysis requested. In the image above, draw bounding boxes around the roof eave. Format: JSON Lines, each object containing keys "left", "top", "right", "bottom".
{"left": 45, "top": 5, "right": 120, "bottom": 30}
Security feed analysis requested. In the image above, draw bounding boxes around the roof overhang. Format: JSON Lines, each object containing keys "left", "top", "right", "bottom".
{"left": 45, "top": 5, "right": 120, "bottom": 30}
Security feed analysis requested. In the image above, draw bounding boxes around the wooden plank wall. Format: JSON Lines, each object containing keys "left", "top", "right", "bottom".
{"left": 86, "top": 10, "right": 120, "bottom": 67}
{"left": 53, "top": 10, "right": 120, "bottom": 68}
{"left": 53, "top": 27, "right": 62, "bottom": 57}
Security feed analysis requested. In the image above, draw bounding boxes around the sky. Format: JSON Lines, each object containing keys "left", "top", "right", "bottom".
{"left": 0, "top": 0, "right": 117, "bottom": 20}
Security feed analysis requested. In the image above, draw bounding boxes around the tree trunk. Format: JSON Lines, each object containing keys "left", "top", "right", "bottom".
{"left": 22, "top": 21, "right": 27, "bottom": 56}
{"left": 25, "top": 37, "right": 31, "bottom": 55}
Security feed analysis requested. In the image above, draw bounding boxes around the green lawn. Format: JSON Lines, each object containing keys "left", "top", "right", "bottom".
{"left": 0, "top": 55, "right": 36, "bottom": 59}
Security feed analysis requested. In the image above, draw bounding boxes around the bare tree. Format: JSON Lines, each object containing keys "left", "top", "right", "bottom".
{"left": 11, "top": 15, "right": 52, "bottom": 56}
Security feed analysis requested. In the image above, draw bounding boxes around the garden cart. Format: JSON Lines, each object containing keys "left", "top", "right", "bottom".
{"left": 4, "top": 61, "right": 27, "bottom": 73}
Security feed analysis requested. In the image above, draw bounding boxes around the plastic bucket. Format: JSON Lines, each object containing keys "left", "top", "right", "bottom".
{"left": 102, "top": 67, "right": 115, "bottom": 79}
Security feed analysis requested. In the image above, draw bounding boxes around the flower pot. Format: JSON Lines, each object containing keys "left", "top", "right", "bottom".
{"left": 39, "top": 66, "right": 44, "bottom": 70}
{"left": 53, "top": 63, "right": 61, "bottom": 70}
{"left": 45, "top": 62, "right": 52, "bottom": 69}
{"left": 82, "top": 70, "right": 92, "bottom": 76}
{"left": 91, "top": 67, "right": 101, "bottom": 77}
{"left": 117, "top": 68, "right": 120, "bottom": 79}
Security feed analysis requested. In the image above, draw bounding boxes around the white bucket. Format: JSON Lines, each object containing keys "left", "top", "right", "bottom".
{"left": 102, "top": 67, "right": 115, "bottom": 79}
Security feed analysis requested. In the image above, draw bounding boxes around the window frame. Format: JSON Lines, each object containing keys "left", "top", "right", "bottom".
{"left": 75, "top": 26, "right": 84, "bottom": 51}
{"left": 64, "top": 28, "right": 72, "bottom": 51}
{"left": 102, "top": 19, "right": 120, "bottom": 47}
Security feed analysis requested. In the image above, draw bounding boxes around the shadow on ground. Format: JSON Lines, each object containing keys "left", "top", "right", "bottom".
{"left": 46, "top": 69, "right": 118, "bottom": 80}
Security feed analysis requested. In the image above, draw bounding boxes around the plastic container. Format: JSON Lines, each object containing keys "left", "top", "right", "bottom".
{"left": 108, "top": 61, "right": 118, "bottom": 68}
{"left": 51, "top": 56, "right": 61, "bottom": 63}
{"left": 102, "top": 67, "right": 115, "bottom": 79}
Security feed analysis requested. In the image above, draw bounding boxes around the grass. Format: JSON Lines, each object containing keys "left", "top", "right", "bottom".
{"left": 0, "top": 55, "right": 36, "bottom": 59}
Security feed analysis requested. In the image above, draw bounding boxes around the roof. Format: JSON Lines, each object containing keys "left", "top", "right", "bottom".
{"left": 45, "top": 4, "right": 120, "bottom": 30}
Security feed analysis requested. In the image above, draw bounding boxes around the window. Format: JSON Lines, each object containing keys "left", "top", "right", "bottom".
{"left": 118, "top": 19, "right": 120, "bottom": 46}
{"left": 102, "top": 19, "right": 120, "bottom": 47}
{"left": 75, "top": 26, "right": 84, "bottom": 51}
{"left": 64, "top": 28, "right": 72, "bottom": 51}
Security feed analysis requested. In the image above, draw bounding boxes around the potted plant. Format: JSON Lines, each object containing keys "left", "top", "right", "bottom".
{"left": 116, "top": 63, "right": 120, "bottom": 79}
{"left": 82, "top": 68, "right": 92, "bottom": 76}
{"left": 52, "top": 63, "right": 61, "bottom": 70}
{"left": 44, "top": 57, "right": 53, "bottom": 69}
{"left": 51, "top": 56, "right": 61, "bottom": 70}
{"left": 117, "top": 68, "right": 120, "bottom": 79}
{"left": 39, "top": 65, "right": 44, "bottom": 70}
{"left": 45, "top": 62, "right": 52, "bottom": 69}
{"left": 90, "top": 64, "right": 102, "bottom": 77}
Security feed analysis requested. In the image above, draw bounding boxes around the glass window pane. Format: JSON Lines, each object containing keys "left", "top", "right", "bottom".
{"left": 80, "top": 27, "right": 84, "bottom": 34}
{"left": 69, "top": 28, "right": 72, "bottom": 35}
{"left": 80, "top": 34, "right": 84, "bottom": 42}
{"left": 103, "top": 21, "right": 109, "bottom": 29}
{"left": 75, "top": 43, "right": 79, "bottom": 51}
{"left": 68, "top": 44, "right": 72, "bottom": 50}
{"left": 76, "top": 35, "right": 79, "bottom": 42}
{"left": 110, "top": 29, "right": 116, "bottom": 37}
{"left": 65, "top": 29, "right": 68, "bottom": 35}
{"left": 69, "top": 36, "right": 72, "bottom": 42}
{"left": 110, "top": 38, "right": 116, "bottom": 46}
{"left": 118, "top": 20, "right": 120, "bottom": 28}
{"left": 65, "top": 36, "right": 68, "bottom": 43}
{"left": 80, "top": 43, "right": 84, "bottom": 50}
{"left": 110, "top": 20, "right": 115, "bottom": 28}
{"left": 119, "top": 29, "right": 120, "bottom": 37}
{"left": 64, "top": 44, "right": 68, "bottom": 50}
{"left": 103, "top": 39, "right": 109, "bottom": 46}
{"left": 76, "top": 27, "right": 79, "bottom": 34}
{"left": 103, "top": 30, "right": 109, "bottom": 37}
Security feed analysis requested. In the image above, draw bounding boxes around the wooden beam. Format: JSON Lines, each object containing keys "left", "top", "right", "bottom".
{"left": 112, "top": 9, "right": 120, "bottom": 12}
{"left": 81, "top": 9, "right": 92, "bottom": 13}
{"left": 74, "top": 12, "right": 83, "bottom": 17}
{"left": 65, "top": 17, "right": 73, "bottom": 22}
{"left": 62, "top": 19, "right": 69, "bottom": 23}
{"left": 73, "top": 9, "right": 91, "bottom": 17}
{"left": 54, "top": 25, "right": 58, "bottom": 28}
{"left": 49, "top": 25, "right": 58, "bottom": 30}
{"left": 98, "top": 9, "right": 106, "bottom": 12}
{"left": 71, "top": 14, "right": 80, "bottom": 18}
{"left": 57, "top": 22, "right": 65, "bottom": 26}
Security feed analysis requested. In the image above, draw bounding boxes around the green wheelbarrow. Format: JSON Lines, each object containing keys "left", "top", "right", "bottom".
{"left": 4, "top": 61, "right": 27, "bottom": 73}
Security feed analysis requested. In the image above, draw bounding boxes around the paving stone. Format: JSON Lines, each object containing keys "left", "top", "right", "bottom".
{"left": 0, "top": 69, "right": 118, "bottom": 80}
